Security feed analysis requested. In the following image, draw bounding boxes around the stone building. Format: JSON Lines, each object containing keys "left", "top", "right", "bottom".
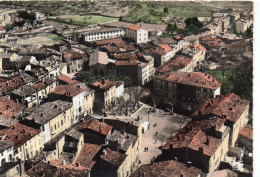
{"left": 63, "top": 52, "right": 87, "bottom": 73}
{"left": 153, "top": 72, "right": 221, "bottom": 106}
{"left": 126, "top": 25, "right": 148, "bottom": 44}
{"left": 192, "top": 93, "right": 250, "bottom": 147}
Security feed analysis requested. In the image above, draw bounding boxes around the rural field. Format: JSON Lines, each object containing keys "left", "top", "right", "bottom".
{"left": 45, "top": 34, "right": 63, "bottom": 41}
{"left": 122, "top": 2, "right": 214, "bottom": 24}
{"left": 47, "top": 15, "right": 119, "bottom": 26}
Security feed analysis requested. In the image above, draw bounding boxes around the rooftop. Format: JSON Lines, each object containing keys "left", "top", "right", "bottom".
{"left": 192, "top": 93, "right": 250, "bottom": 123}
{"left": 75, "top": 143, "right": 102, "bottom": 169}
{"left": 100, "top": 147, "right": 127, "bottom": 167}
{"left": 0, "top": 97, "right": 26, "bottom": 118}
{"left": 156, "top": 55, "right": 192, "bottom": 73}
{"left": 95, "top": 38, "right": 123, "bottom": 46}
{"left": 91, "top": 80, "right": 123, "bottom": 91}
{"left": 159, "top": 44, "right": 173, "bottom": 53}
{"left": 0, "top": 76, "right": 25, "bottom": 93}
{"left": 58, "top": 75, "right": 79, "bottom": 85}
{"left": 154, "top": 72, "right": 221, "bottom": 90}
{"left": 26, "top": 161, "right": 58, "bottom": 177}
{"left": 108, "top": 130, "right": 138, "bottom": 152}
{"left": 78, "top": 118, "right": 112, "bottom": 136}
{"left": 0, "top": 140, "right": 13, "bottom": 153}
{"left": 130, "top": 160, "right": 201, "bottom": 177}
{"left": 0, "top": 123, "right": 40, "bottom": 149}
{"left": 25, "top": 100, "right": 73, "bottom": 125}
{"left": 31, "top": 82, "right": 47, "bottom": 91}
{"left": 0, "top": 115, "right": 19, "bottom": 128}
{"left": 64, "top": 52, "right": 84, "bottom": 60}
{"left": 162, "top": 118, "right": 229, "bottom": 157}
{"left": 12, "top": 85, "right": 36, "bottom": 97}
{"left": 127, "top": 25, "right": 142, "bottom": 31}
{"left": 239, "top": 126, "right": 253, "bottom": 140}
{"left": 52, "top": 84, "right": 84, "bottom": 97}
{"left": 74, "top": 83, "right": 94, "bottom": 96}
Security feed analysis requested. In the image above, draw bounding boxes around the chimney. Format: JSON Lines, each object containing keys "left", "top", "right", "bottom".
{"left": 21, "top": 129, "right": 25, "bottom": 133}
{"left": 199, "top": 147, "right": 203, "bottom": 153}
{"left": 40, "top": 112, "right": 43, "bottom": 116}
{"left": 205, "top": 138, "right": 209, "bottom": 145}
{"left": 15, "top": 135, "right": 18, "bottom": 139}
{"left": 75, "top": 163, "right": 80, "bottom": 167}
{"left": 121, "top": 130, "right": 125, "bottom": 135}
{"left": 99, "top": 125, "right": 102, "bottom": 132}
{"left": 103, "top": 149, "right": 107, "bottom": 155}
{"left": 76, "top": 85, "right": 80, "bottom": 89}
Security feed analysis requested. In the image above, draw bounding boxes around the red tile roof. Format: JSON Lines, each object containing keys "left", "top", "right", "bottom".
{"left": 227, "top": 43, "right": 247, "bottom": 48}
{"left": 127, "top": 25, "right": 142, "bottom": 31}
{"left": 155, "top": 72, "right": 221, "bottom": 90}
{"left": 162, "top": 118, "right": 227, "bottom": 157}
{"left": 31, "top": 82, "right": 47, "bottom": 91}
{"left": 0, "top": 97, "right": 26, "bottom": 118}
{"left": 0, "top": 76, "right": 25, "bottom": 93}
{"left": 26, "top": 161, "right": 58, "bottom": 177}
{"left": 0, "top": 123, "right": 40, "bottom": 149}
{"left": 112, "top": 53, "right": 143, "bottom": 61}
{"left": 64, "top": 52, "right": 84, "bottom": 59}
{"left": 193, "top": 43, "right": 206, "bottom": 51}
{"left": 75, "top": 143, "right": 102, "bottom": 169}
{"left": 58, "top": 75, "right": 79, "bottom": 85}
{"left": 116, "top": 59, "right": 138, "bottom": 66}
{"left": 95, "top": 38, "right": 123, "bottom": 46}
{"left": 156, "top": 55, "right": 192, "bottom": 73}
{"left": 159, "top": 44, "right": 173, "bottom": 53}
{"left": 78, "top": 119, "right": 112, "bottom": 136}
{"left": 52, "top": 84, "right": 84, "bottom": 97}
{"left": 193, "top": 93, "right": 250, "bottom": 123}
{"left": 91, "top": 80, "right": 124, "bottom": 90}
{"left": 100, "top": 147, "right": 127, "bottom": 167}
{"left": 50, "top": 159, "right": 90, "bottom": 171}
{"left": 145, "top": 47, "right": 168, "bottom": 56}
{"left": 103, "top": 45, "right": 120, "bottom": 53}
{"left": 0, "top": 26, "right": 5, "bottom": 31}
{"left": 130, "top": 160, "right": 201, "bottom": 177}
{"left": 173, "top": 35, "right": 184, "bottom": 40}
{"left": 239, "top": 126, "right": 253, "bottom": 140}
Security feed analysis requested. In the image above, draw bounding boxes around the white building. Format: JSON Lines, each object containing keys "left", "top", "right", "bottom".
{"left": 138, "top": 62, "right": 149, "bottom": 85}
{"left": 0, "top": 141, "right": 14, "bottom": 166}
{"left": 126, "top": 25, "right": 148, "bottom": 43}
{"left": 35, "top": 12, "right": 46, "bottom": 20}
{"left": 82, "top": 28, "right": 125, "bottom": 42}
{"left": 115, "top": 82, "right": 124, "bottom": 98}
{"left": 50, "top": 85, "right": 86, "bottom": 123}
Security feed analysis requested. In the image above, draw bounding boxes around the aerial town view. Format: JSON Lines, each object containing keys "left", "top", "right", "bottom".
{"left": 0, "top": 1, "right": 254, "bottom": 177}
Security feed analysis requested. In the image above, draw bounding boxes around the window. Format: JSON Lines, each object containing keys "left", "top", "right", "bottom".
{"left": 61, "top": 120, "right": 63, "bottom": 126}
{"left": 42, "top": 126, "right": 45, "bottom": 132}
{"left": 54, "top": 124, "right": 56, "bottom": 130}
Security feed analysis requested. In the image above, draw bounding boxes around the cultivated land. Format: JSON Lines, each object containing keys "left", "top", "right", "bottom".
{"left": 47, "top": 15, "right": 119, "bottom": 26}
{"left": 122, "top": 2, "right": 214, "bottom": 24}
{"left": 45, "top": 34, "right": 63, "bottom": 41}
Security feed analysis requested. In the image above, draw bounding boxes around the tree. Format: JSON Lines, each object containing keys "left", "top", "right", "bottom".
{"left": 232, "top": 23, "right": 238, "bottom": 34}
{"left": 165, "top": 97, "right": 176, "bottom": 115}
{"left": 164, "top": 7, "right": 168, "bottom": 14}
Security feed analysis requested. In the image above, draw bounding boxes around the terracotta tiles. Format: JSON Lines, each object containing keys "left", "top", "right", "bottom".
{"left": 58, "top": 75, "right": 79, "bottom": 85}
{"left": 78, "top": 118, "right": 112, "bottom": 136}
{"left": 192, "top": 93, "right": 250, "bottom": 123}
{"left": 91, "top": 80, "right": 123, "bottom": 91}
{"left": 100, "top": 147, "right": 127, "bottom": 167}
{"left": 0, "top": 76, "right": 25, "bottom": 93}
{"left": 52, "top": 84, "right": 84, "bottom": 97}
{"left": 31, "top": 82, "right": 47, "bottom": 91}
{"left": 0, "top": 123, "right": 40, "bottom": 149}
{"left": 0, "top": 97, "right": 25, "bottom": 118}
{"left": 64, "top": 52, "right": 84, "bottom": 59}
{"left": 75, "top": 143, "right": 102, "bottom": 169}
{"left": 154, "top": 72, "right": 221, "bottom": 90}
{"left": 127, "top": 25, "right": 142, "bottom": 31}
{"left": 239, "top": 126, "right": 253, "bottom": 140}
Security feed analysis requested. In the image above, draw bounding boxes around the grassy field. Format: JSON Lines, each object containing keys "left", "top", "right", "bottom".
{"left": 208, "top": 69, "right": 252, "bottom": 104}
{"left": 45, "top": 34, "right": 63, "bottom": 41}
{"left": 122, "top": 2, "right": 213, "bottom": 24}
{"left": 48, "top": 15, "right": 118, "bottom": 26}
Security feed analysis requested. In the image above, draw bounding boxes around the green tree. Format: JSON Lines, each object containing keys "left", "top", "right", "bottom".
{"left": 233, "top": 23, "right": 238, "bottom": 34}
{"left": 164, "top": 7, "right": 168, "bottom": 14}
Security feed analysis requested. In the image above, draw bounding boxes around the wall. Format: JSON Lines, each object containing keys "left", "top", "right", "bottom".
{"left": 72, "top": 91, "right": 86, "bottom": 122}
{"left": 85, "top": 91, "right": 95, "bottom": 116}
{"left": 115, "top": 84, "right": 124, "bottom": 98}
{"left": 0, "top": 147, "right": 13, "bottom": 166}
